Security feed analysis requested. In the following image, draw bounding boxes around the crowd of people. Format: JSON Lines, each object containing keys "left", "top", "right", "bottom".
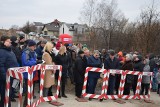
{"left": 0, "top": 35, "right": 160, "bottom": 106}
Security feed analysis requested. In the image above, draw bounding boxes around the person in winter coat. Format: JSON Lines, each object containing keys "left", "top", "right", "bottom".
{"left": 18, "top": 35, "right": 25, "bottom": 50}
{"left": 21, "top": 40, "right": 37, "bottom": 107}
{"left": 156, "top": 69, "right": 160, "bottom": 95}
{"left": 10, "top": 36, "right": 21, "bottom": 66}
{"left": 10, "top": 36, "right": 22, "bottom": 101}
{"left": 74, "top": 50, "right": 87, "bottom": 98}
{"left": 35, "top": 40, "right": 47, "bottom": 61}
{"left": 104, "top": 50, "right": 120, "bottom": 95}
{"left": 140, "top": 59, "right": 151, "bottom": 95}
{"left": 0, "top": 36, "right": 18, "bottom": 107}
{"left": 100, "top": 49, "right": 107, "bottom": 63}
{"left": 149, "top": 53, "right": 156, "bottom": 72}
{"left": 122, "top": 54, "right": 134, "bottom": 95}
{"left": 64, "top": 43, "right": 74, "bottom": 84}
{"left": 35, "top": 40, "right": 47, "bottom": 93}
{"left": 149, "top": 54, "right": 158, "bottom": 92}
{"left": 133, "top": 55, "right": 144, "bottom": 94}
{"left": 115, "top": 51, "right": 125, "bottom": 94}
{"left": 42, "top": 42, "right": 56, "bottom": 98}
{"left": 87, "top": 50, "right": 102, "bottom": 99}
{"left": 55, "top": 46, "right": 69, "bottom": 98}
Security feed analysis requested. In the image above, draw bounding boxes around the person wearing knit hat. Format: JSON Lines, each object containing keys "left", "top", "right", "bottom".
{"left": 0, "top": 35, "right": 11, "bottom": 47}
{"left": 78, "top": 50, "right": 84, "bottom": 55}
{"left": 28, "top": 40, "right": 36, "bottom": 47}
{"left": 19, "top": 35, "right": 25, "bottom": 41}
{"left": 11, "top": 36, "right": 18, "bottom": 43}
{"left": 21, "top": 40, "right": 37, "bottom": 107}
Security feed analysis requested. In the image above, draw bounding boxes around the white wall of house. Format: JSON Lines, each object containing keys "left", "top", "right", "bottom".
{"left": 59, "top": 24, "right": 73, "bottom": 36}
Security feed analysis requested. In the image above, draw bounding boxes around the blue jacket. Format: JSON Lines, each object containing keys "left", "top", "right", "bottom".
{"left": 35, "top": 45, "right": 43, "bottom": 60}
{"left": 87, "top": 55, "right": 102, "bottom": 68}
{"left": 87, "top": 55, "right": 102, "bottom": 78}
{"left": 104, "top": 57, "right": 120, "bottom": 69}
{"left": 0, "top": 46, "right": 18, "bottom": 80}
{"left": 21, "top": 48, "right": 37, "bottom": 79}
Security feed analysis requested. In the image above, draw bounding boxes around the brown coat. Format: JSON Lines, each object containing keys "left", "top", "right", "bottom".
{"left": 42, "top": 52, "right": 55, "bottom": 88}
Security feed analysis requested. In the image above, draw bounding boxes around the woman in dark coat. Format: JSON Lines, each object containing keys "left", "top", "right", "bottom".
{"left": 55, "top": 46, "right": 69, "bottom": 98}
{"left": 0, "top": 36, "right": 18, "bottom": 107}
{"left": 74, "top": 50, "right": 87, "bottom": 98}
{"left": 122, "top": 54, "right": 134, "bottom": 95}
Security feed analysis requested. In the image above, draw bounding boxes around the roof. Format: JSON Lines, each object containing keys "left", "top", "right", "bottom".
{"left": 34, "top": 22, "right": 44, "bottom": 26}
{"left": 66, "top": 23, "right": 73, "bottom": 28}
{"left": 43, "top": 23, "right": 60, "bottom": 32}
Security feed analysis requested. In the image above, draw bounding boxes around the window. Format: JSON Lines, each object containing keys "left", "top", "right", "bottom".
{"left": 44, "top": 31, "right": 48, "bottom": 35}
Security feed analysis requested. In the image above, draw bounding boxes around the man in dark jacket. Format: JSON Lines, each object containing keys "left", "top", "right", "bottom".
{"left": 11, "top": 36, "right": 21, "bottom": 66}
{"left": 87, "top": 50, "right": 102, "bottom": 99}
{"left": 65, "top": 43, "right": 74, "bottom": 84}
{"left": 0, "top": 36, "right": 18, "bottom": 107}
{"left": 10, "top": 36, "right": 21, "bottom": 101}
{"left": 104, "top": 50, "right": 120, "bottom": 95}
{"left": 149, "top": 53, "right": 156, "bottom": 72}
{"left": 74, "top": 50, "right": 87, "bottom": 98}
{"left": 133, "top": 55, "right": 144, "bottom": 94}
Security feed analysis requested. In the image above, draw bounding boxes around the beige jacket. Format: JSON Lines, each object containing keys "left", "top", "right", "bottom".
{"left": 42, "top": 52, "right": 55, "bottom": 88}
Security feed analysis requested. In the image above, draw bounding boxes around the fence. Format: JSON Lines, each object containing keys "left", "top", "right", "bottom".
{"left": 83, "top": 67, "right": 153, "bottom": 100}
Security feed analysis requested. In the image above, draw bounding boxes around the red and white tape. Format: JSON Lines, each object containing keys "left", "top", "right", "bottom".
{"left": 104, "top": 69, "right": 123, "bottom": 99}
{"left": 139, "top": 72, "right": 153, "bottom": 99}
{"left": 82, "top": 67, "right": 107, "bottom": 99}
{"left": 31, "top": 65, "right": 62, "bottom": 107}
{"left": 121, "top": 71, "right": 143, "bottom": 99}
{"left": 5, "top": 66, "right": 30, "bottom": 107}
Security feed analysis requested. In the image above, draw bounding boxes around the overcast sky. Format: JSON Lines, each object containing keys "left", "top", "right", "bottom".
{"left": 0, "top": 0, "right": 159, "bottom": 29}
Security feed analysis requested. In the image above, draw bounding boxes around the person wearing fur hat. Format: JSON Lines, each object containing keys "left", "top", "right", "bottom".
{"left": 0, "top": 35, "right": 18, "bottom": 107}
{"left": 122, "top": 54, "right": 134, "bottom": 95}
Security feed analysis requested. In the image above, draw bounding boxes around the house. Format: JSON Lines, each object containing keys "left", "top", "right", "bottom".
{"left": 33, "top": 22, "right": 44, "bottom": 34}
{"left": 42, "top": 19, "right": 61, "bottom": 37}
{"left": 59, "top": 23, "right": 89, "bottom": 42}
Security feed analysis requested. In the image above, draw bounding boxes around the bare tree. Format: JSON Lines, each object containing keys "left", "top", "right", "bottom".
{"left": 80, "top": 0, "right": 127, "bottom": 50}
{"left": 133, "top": 0, "right": 160, "bottom": 55}
{"left": 20, "top": 21, "right": 36, "bottom": 34}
